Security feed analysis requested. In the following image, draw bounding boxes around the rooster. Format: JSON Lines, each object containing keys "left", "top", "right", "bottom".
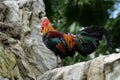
{"left": 41, "top": 17, "right": 111, "bottom": 59}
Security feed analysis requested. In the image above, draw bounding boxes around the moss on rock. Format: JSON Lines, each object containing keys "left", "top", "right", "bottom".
{"left": 0, "top": 50, "right": 16, "bottom": 79}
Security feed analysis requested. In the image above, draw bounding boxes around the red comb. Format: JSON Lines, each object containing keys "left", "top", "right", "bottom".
{"left": 41, "top": 18, "right": 50, "bottom": 30}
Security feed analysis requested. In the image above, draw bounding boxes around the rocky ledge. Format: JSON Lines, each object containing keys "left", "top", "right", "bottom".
{"left": 38, "top": 53, "right": 120, "bottom": 80}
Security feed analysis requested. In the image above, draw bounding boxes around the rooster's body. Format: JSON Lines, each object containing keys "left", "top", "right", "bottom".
{"left": 43, "top": 31, "right": 76, "bottom": 58}
{"left": 41, "top": 17, "right": 111, "bottom": 59}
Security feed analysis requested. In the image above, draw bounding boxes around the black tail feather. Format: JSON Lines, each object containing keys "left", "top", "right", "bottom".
{"left": 75, "top": 26, "right": 111, "bottom": 57}
{"left": 82, "top": 26, "right": 111, "bottom": 49}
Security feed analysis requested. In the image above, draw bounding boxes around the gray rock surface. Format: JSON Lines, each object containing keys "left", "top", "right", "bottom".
{"left": 0, "top": 0, "right": 58, "bottom": 80}
{"left": 39, "top": 53, "right": 120, "bottom": 80}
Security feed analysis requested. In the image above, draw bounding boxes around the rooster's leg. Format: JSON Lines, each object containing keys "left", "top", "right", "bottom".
{"left": 56, "top": 55, "right": 64, "bottom": 67}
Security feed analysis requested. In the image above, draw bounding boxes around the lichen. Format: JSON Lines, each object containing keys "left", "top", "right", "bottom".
{"left": 0, "top": 50, "right": 16, "bottom": 79}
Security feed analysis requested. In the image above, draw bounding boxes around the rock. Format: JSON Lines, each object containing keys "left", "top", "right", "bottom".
{"left": 38, "top": 53, "right": 120, "bottom": 80}
{"left": 104, "top": 54, "right": 120, "bottom": 80}
{"left": 0, "top": 0, "right": 58, "bottom": 80}
{"left": 38, "top": 62, "right": 90, "bottom": 80}
{"left": 0, "top": 49, "right": 16, "bottom": 80}
{"left": 0, "top": 76, "right": 9, "bottom": 80}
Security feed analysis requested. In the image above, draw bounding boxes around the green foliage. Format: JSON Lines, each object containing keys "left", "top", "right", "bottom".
{"left": 64, "top": 0, "right": 113, "bottom": 26}
{"left": 105, "top": 14, "right": 120, "bottom": 52}
{"left": 64, "top": 53, "right": 90, "bottom": 66}
{"left": 43, "top": 0, "right": 120, "bottom": 65}
{"left": 44, "top": 0, "right": 115, "bottom": 35}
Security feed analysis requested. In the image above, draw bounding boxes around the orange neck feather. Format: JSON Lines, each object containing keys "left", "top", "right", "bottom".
{"left": 42, "top": 25, "right": 55, "bottom": 35}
